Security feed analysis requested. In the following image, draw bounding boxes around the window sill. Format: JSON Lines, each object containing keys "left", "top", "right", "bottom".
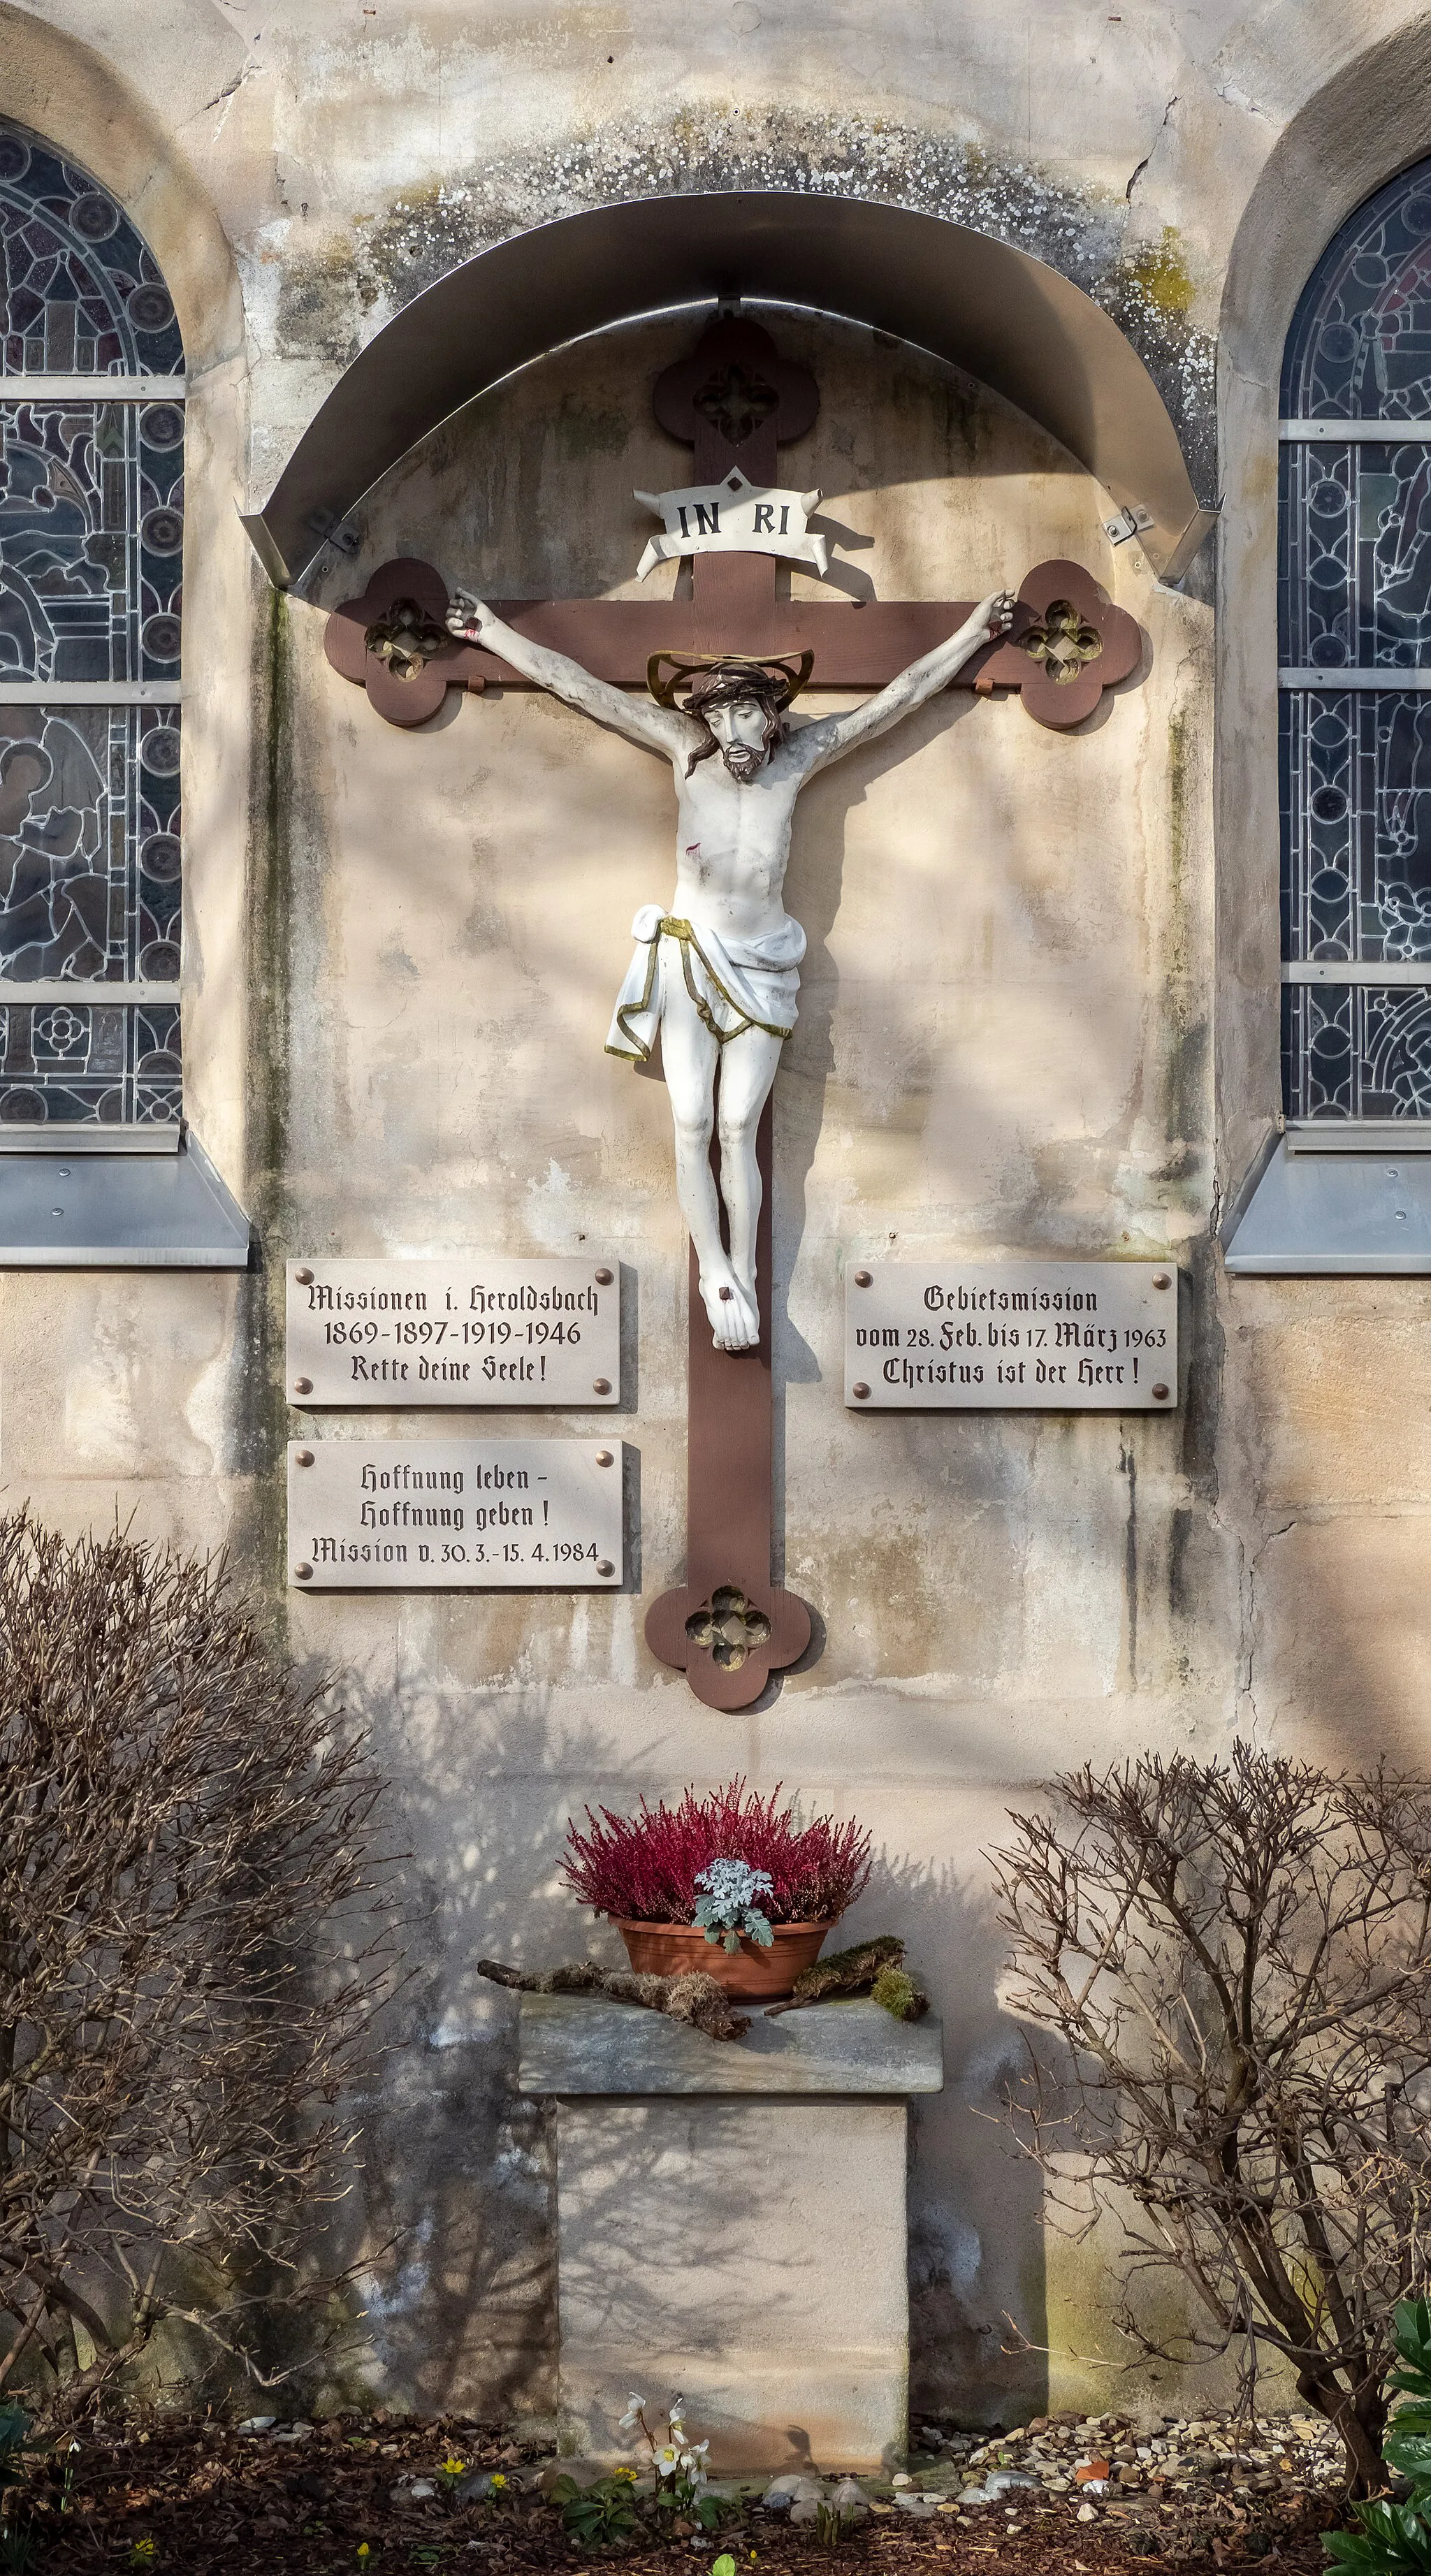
{"left": 0, "top": 1126, "right": 250, "bottom": 1268}
{"left": 1225, "top": 1128, "right": 1431, "bottom": 1274}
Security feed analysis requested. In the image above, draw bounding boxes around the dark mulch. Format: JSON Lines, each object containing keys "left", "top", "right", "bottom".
{"left": 13, "top": 2416, "right": 1346, "bottom": 2576}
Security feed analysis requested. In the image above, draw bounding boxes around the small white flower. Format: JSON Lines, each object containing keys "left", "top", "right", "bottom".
{"left": 618, "top": 2396, "right": 646, "bottom": 2429}
{"left": 655, "top": 2445, "right": 681, "bottom": 2473}
{"left": 669, "top": 2397, "right": 686, "bottom": 2426}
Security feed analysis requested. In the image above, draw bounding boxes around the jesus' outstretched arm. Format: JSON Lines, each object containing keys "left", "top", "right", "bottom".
{"left": 785, "top": 588, "right": 1018, "bottom": 779}
{"left": 446, "top": 591, "right": 696, "bottom": 763}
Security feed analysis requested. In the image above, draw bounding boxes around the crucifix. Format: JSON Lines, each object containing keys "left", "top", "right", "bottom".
{"left": 324, "top": 313, "right": 1142, "bottom": 1710}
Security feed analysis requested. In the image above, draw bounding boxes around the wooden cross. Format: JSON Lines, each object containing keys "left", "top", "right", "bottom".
{"left": 325, "top": 315, "right": 1142, "bottom": 1710}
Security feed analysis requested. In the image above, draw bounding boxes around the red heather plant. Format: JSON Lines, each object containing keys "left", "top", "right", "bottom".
{"left": 562, "top": 1779, "right": 873, "bottom": 1925}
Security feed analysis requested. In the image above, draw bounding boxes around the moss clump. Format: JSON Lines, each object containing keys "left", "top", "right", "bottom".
{"left": 869, "top": 1965, "right": 928, "bottom": 2022}
{"left": 767, "top": 1933, "right": 928, "bottom": 2020}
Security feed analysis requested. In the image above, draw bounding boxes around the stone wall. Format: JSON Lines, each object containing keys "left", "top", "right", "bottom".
{"left": 0, "top": 0, "right": 1427, "bottom": 2429}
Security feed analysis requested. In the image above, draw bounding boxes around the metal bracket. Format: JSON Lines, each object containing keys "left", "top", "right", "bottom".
{"left": 1103, "top": 502, "right": 1154, "bottom": 546}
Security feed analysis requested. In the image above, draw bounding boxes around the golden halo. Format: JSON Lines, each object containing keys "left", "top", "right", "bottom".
{"left": 646, "top": 648, "right": 815, "bottom": 710}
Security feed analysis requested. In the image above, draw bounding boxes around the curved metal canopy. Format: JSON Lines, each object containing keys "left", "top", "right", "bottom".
{"left": 244, "top": 190, "right": 1214, "bottom": 589}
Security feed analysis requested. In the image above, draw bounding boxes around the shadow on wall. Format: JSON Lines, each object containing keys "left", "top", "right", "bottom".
{"left": 316, "top": 1684, "right": 619, "bottom": 2424}
{"left": 869, "top": 1844, "right": 1049, "bottom": 2428}
{"left": 321, "top": 1675, "right": 1053, "bottom": 2430}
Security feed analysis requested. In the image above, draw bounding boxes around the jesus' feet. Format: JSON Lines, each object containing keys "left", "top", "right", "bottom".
{"left": 699, "top": 1262, "right": 760, "bottom": 1351}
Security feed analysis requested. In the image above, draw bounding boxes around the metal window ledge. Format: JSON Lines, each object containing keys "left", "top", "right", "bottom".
{"left": 1280, "top": 419, "right": 1431, "bottom": 440}
{"left": 0, "top": 683, "right": 182, "bottom": 704}
{"left": 0, "top": 1126, "right": 251, "bottom": 1268}
{"left": 0, "top": 376, "right": 185, "bottom": 402}
{"left": 1225, "top": 1129, "right": 1431, "bottom": 1273}
{"left": 1280, "top": 669, "right": 1431, "bottom": 689}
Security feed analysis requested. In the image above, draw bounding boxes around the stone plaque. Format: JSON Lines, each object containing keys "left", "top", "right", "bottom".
{"left": 285, "top": 1258, "right": 620, "bottom": 1406}
{"left": 287, "top": 1438, "right": 624, "bottom": 1589}
{"left": 845, "top": 1260, "right": 1177, "bottom": 1409}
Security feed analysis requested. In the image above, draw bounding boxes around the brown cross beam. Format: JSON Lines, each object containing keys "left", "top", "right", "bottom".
{"left": 324, "top": 316, "right": 1143, "bottom": 1708}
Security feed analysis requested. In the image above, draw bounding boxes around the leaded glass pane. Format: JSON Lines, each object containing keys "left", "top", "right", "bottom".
{"left": 0, "top": 115, "right": 185, "bottom": 1126}
{"left": 0, "top": 399, "right": 182, "bottom": 683}
{"left": 1284, "top": 163, "right": 1431, "bottom": 420}
{"left": 1280, "top": 156, "right": 1431, "bottom": 1118}
{"left": 1279, "top": 442, "right": 1431, "bottom": 669}
{"left": 0, "top": 126, "right": 182, "bottom": 379}
{"left": 0, "top": 703, "right": 180, "bottom": 984}
{"left": 1280, "top": 690, "right": 1431, "bottom": 963}
{"left": 1284, "top": 983, "right": 1431, "bottom": 1119}
{"left": 0, "top": 996, "right": 179, "bottom": 1126}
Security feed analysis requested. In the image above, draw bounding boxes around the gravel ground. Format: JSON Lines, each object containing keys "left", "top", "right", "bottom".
{"left": 14, "top": 2406, "right": 1349, "bottom": 2575}
{"left": 906, "top": 2402, "right": 1349, "bottom": 2538}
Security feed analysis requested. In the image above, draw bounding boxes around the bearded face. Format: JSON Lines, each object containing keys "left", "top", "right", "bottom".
{"left": 704, "top": 695, "right": 776, "bottom": 783}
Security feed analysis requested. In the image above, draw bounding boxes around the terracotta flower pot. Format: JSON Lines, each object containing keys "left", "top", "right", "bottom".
{"left": 613, "top": 1916, "right": 836, "bottom": 2000}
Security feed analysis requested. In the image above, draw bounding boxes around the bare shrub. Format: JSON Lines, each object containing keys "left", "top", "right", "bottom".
{"left": 992, "top": 1746, "right": 1431, "bottom": 2490}
{"left": 0, "top": 1508, "right": 401, "bottom": 2416}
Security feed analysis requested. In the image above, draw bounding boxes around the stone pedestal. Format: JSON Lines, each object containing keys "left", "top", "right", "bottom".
{"left": 518, "top": 1995, "right": 943, "bottom": 2473}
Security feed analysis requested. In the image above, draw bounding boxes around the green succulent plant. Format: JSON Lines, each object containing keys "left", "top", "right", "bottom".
{"left": 1327, "top": 2303, "right": 1431, "bottom": 2576}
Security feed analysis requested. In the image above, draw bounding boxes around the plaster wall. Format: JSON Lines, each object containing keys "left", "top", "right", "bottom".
{"left": 0, "top": 0, "right": 1426, "bottom": 2432}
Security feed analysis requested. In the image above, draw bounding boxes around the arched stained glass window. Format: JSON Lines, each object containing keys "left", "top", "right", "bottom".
{"left": 1281, "top": 159, "right": 1431, "bottom": 1121}
{"left": 0, "top": 119, "right": 182, "bottom": 1128}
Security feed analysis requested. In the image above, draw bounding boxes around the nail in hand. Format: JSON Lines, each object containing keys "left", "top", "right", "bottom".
{"left": 445, "top": 588, "right": 487, "bottom": 643}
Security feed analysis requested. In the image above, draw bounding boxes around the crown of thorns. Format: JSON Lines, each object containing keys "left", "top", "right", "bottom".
{"left": 646, "top": 650, "right": 815, "bottom": 711}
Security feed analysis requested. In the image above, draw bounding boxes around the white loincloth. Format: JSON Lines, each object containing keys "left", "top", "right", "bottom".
{"left": 605, "top": 903, "right": 806, "bottom": 1062}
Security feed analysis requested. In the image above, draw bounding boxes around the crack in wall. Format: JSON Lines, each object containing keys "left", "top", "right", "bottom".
{"left": 1126, "top": 95, "right": 1179, "bottom": 203}
{"left": 1120, "top": 1436, "right": 1139, "bottom": 1689}
{"left": 1238, "top": 1511, "right": 1299, "bottom": 1735}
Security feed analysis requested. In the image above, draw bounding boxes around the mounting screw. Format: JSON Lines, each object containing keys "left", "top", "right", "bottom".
{"left": 593, "top": 1377, "right": 612, "bottom": 1395}
{"left": 854, "top": 1269, "right": 873, "bottom": 1287}
{"left": 1152, "top": 1383, "right": 1170, "bottom": 1401}
{"left": 294, "top": 1563, "right": 314, "bottom": 1581}
{"left": 596, "top": 1559, "right": 615, "bottom": 1578}
{"left": 852, "top": 1381, "right": 871, "bottom": 1399}
{"left": 718, "top": 1285, "right": 733, "bottom": 1301}
{"left": 292, "top": 1377, "right": 313, "bottom": 1397}
{"left": 595, "top": 1266, "right": 613, "bottom": 1285}
{"left": 595, "top": 1449, "right": 614, "bottom": 1467}
{"left": 294, "top": 1448, "right": 314, "bottom": 1467}
{"left": 295, "top": 1265, "right": 314, "bottom": 1286}
{"left": 1152, "top": 1272, "right": 1171, "bottom": 1290}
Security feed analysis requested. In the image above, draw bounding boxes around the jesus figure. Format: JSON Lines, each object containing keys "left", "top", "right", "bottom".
{"left": 446, "top": 586, "right": 1016, "bottom": 1351}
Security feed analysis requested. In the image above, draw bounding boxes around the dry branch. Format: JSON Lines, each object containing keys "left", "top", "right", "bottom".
{"left": 0, "top": 1509, "right": 402, "bottom": 2419}
{"left": 477, "top": 1957, "right": 750, "bottom": 2040}
{"left": 992, "top": 1747, "right": 1431, "bottom": 2491}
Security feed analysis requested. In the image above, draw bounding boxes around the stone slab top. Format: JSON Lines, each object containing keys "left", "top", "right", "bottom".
{"left": 517, "top": 1995, "right": 943, "bottom": 2096}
